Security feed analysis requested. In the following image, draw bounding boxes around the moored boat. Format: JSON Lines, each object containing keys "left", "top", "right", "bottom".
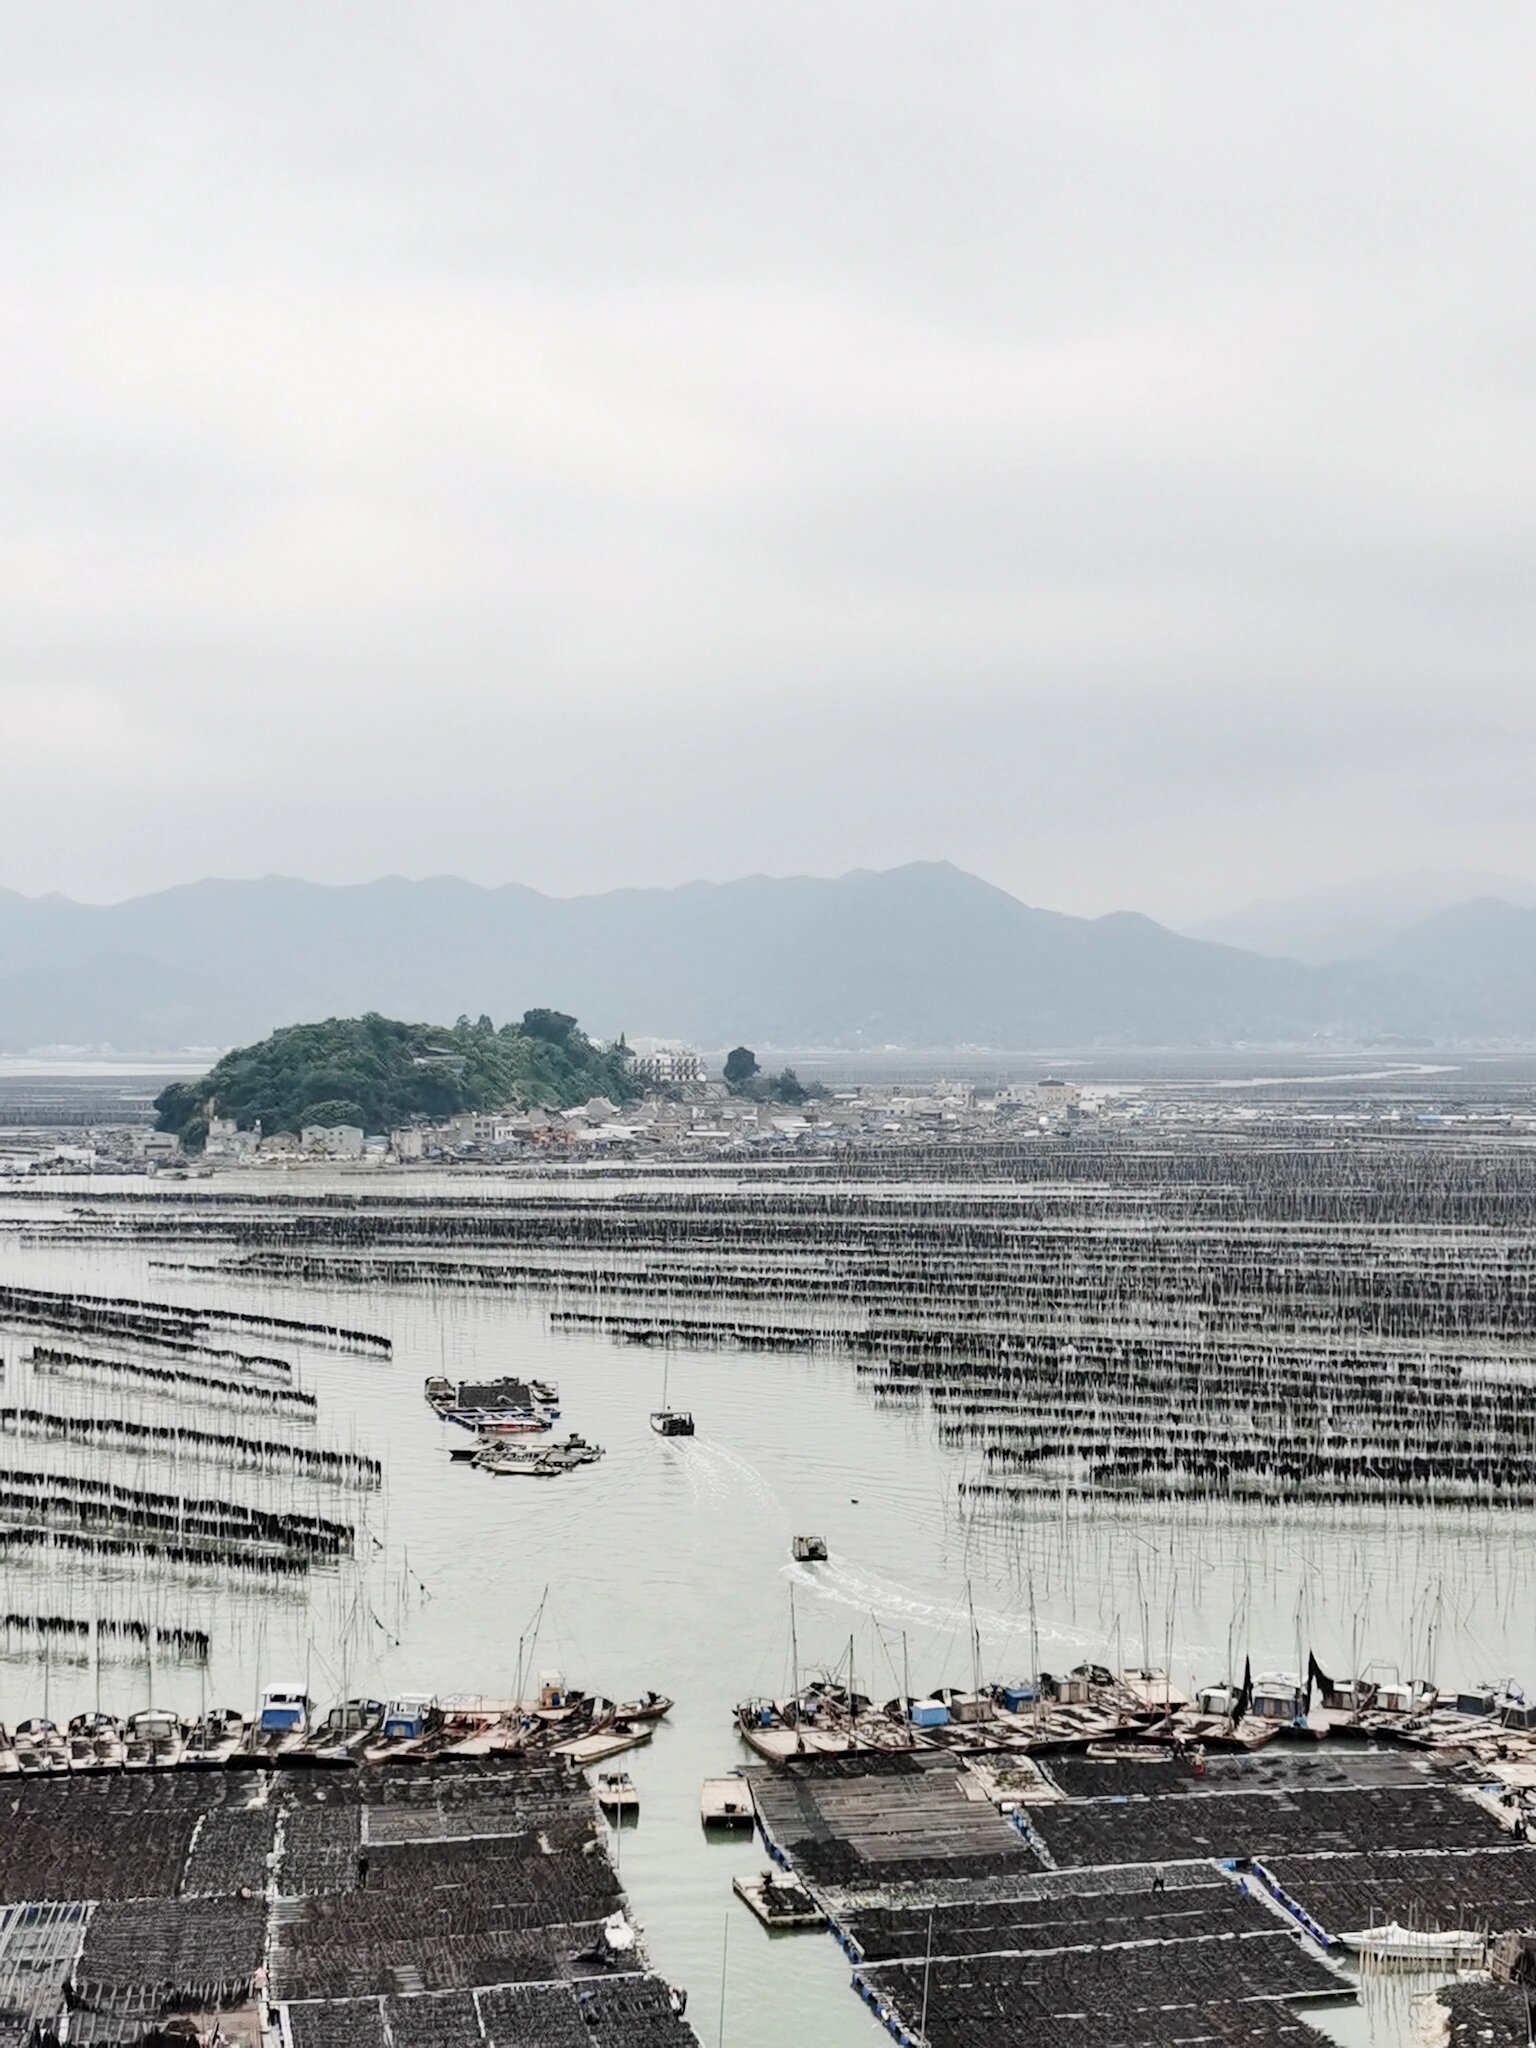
{"left": 594, "top": 1769, "right": 639, "bottom": 1815}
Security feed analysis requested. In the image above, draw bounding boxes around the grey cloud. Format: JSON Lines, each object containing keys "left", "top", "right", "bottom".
{"left": 0, "top": 1, "right": 1532, "bottom": 920}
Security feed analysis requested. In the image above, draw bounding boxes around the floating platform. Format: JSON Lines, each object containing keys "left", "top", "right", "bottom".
{"left": 733, "top": 1870, "right": 823, "bottom": 1930}
{"left": 701, "top": 1775, "right": 755, "bottom": 1828}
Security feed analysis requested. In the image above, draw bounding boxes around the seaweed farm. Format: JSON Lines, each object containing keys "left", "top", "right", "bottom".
{"left": 749, "top": 1744, "right": 1536, "bottom": 2048}
{"left": 0, "top": 1756, "right": 696, "bottom": 2046}
{"left": 2, "top": 1099, "right": 1536, "bottom": 2045}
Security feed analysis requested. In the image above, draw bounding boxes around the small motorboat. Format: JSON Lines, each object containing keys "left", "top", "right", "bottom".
{"left": 14, "top": 1719, "right": 67, "bottom": 1773}
{"left": 792, "top": 1535, "right": 828, "bottom": 1563}
{"left": 611, "top": 1691, "right": 672, "bottom": 1725}
{"left": 68, "top": 1712, "right": 123, "bottom": 1767}
{"left": 182, "top": 1709, "right": 245, "bottom": 1763}
{"left": 125, "top": 1709, "right": 182, "bottom": 1767}
{"left": 378, "top": 1694, "right": 440, "bottom": 1743}
{"left": 595, "top": 1771, "right": 639, "bottom": 1816}
{"left": 650, "top": 1359, "right": 694, "bottom": 1436}
{"left": 314, "top": 1697, "right": 386, "bottom": 1751}
{"left": 472, "top": 1442, "right": 561, "bottom": 1477}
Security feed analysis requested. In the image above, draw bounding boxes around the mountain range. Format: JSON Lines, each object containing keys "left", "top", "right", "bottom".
{"left": 0, "top": 863, "right": 1530, "bottom": 1054}
{"left": 1186, "top": 871, "right": 1536, "bottom": 964}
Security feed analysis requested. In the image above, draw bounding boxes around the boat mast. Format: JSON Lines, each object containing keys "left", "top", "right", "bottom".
{"left": 790, "top": 1588, "right": 802, "bottom": 1752}
{"left": 967, "top": 1582, "right": 980, "bottom": 1708}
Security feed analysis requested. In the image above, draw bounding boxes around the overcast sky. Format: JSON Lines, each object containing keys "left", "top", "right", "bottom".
{"left": 1, "top": 3, "right": 1532, "bottom": 923}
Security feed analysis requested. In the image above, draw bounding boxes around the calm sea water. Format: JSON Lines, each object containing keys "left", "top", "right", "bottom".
{"left": 1, "top": 1179, "right": 1531, "bottom": 2047}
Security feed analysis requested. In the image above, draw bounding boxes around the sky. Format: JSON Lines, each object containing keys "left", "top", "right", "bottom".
{"left": 1, "top": 2, "right": 1532, "bottom": 926}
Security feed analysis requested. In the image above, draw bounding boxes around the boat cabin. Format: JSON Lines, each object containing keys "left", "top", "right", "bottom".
{"left": 324, "top": 1697, "right": 386, "bottom": 1737}
{"left": 126, "top": 1709, "right": 180, "bottom": 1743}
{"left": 791, "top": 1535, "right": 828, "bottom": 1562}
{"left": 382, "top": 1693, "right": 438, "bottom": 1740}
{"left": 259, "top": 1685, "right": 311, "bottom": 1733}
{"left": 1252, "top": 1674, "right": 1306, "bottom": 1722}
{"left": 1040, "top": 1671, "right": 1090, "bottom": 1705}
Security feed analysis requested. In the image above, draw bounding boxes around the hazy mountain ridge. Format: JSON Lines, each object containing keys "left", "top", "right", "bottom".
{"left": 0, "top": 862, "right": 1522, "bottom": 1054}
{"left": 1188, "top": 872, "right": 1536, "bottom": 964}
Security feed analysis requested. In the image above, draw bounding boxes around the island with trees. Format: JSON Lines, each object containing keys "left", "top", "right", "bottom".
{"left": 154, "top": 1009, "right": 637, "bottom": 1151}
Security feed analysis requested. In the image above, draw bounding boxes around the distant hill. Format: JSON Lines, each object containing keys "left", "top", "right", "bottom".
{"left": 1189, "top": 871, "right": 1536, "bottom": 964}
{"left": 154, "top": 1010, "right": 636, "bottom": 1149}
{"left": 1370, "top": 898, "right": 1536, "bottom": 1035}
{"left": 0, "top": 860, "right": 1516, "bottom": 1053}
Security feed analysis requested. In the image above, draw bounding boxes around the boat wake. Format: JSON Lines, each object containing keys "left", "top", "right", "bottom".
{"left": 781, "top": 1557, "right": 1103, "bottom": 1656}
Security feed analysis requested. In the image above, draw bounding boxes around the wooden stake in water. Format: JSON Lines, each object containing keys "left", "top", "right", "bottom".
{"left": 918, "top": 1906, "right": 935, "bottom": 2043}
{"left": 717, "top": 1909, "right": 730, "bottom": 2047}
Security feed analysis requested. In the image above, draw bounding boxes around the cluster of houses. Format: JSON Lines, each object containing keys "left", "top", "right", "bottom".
{"left": 1, "top": 1067, "right": 1095, "bottom": 1176}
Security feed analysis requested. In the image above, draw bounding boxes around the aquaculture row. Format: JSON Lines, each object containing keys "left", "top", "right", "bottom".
{"left": 0, "top": 1465, "right": 352, "bottom": 1558}
{"left": 285, "top": 1979, "right": 697, "bottom": 2048}
{"left": 74, "top": 1893, "right": 267, "bottom": 2008}
{"left": 31, "top": 1344, "right": 317, "bottom": 1414}
{"left": 0, "top": 1770, "right": 217, "bottom": 1901}
{"left": 0, "top": 1278, "right": 387, "bottom": 1358}
{"left": 1258, "top": 1847, "right": 1536, "bottom": 1943}
{"left": 1029, "top": 1781, "right": 1508, "bottom": 1869}
{"left": 860, "top": 1937, "right": 1340, "bottom": 2048}
{"left": 845, "top": 1874, "right": 1255, "bottom": 1962}
{"left": 1437, "top": 1976, "right": 1532, "bottom": 2048}
{"left": 0, "top": 1613, "right": 210, "bottom": 1663}
{"left": 0, "top": 1524, "right": 316, "bottom": 1579}
{"left": 0, "top": 1406, "right": 380, "bottom": 1486}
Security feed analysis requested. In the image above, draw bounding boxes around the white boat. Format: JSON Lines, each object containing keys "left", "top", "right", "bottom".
{"left": 594, "top": 1769, "right": 639, "bottom": 1815}
{"left": 1339, "top": 1922, "right": 1486, "bottom": 1964}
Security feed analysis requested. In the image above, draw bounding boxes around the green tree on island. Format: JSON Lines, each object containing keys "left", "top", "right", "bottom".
{"left": 724, "top": 1046, "right": 759, "bottom": 1091}
{"left": 154, "top": 1009, "right": 637, "bottom": 1151}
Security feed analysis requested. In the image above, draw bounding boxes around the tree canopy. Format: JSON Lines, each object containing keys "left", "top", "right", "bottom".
{"left": 155, "top": 1009, "right": 636, "bottom": 1149}
{"left": 724, "top": 1045, "right": 759, "bottom": 1091}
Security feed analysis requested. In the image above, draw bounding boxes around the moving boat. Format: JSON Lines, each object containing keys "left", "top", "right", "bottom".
{"left": 792, "top": 1535, "right": 828, "bottom": 1562}
{"left": 650, "top": 1356, "right": 694, "bottom": 1437}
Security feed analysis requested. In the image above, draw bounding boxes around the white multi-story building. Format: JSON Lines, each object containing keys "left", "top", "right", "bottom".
{"left": 633, "top": 1047, "right": 707, "bottom": 1086}
{"left": 300, "top": 1123, "right": 366, "bottom": 1159}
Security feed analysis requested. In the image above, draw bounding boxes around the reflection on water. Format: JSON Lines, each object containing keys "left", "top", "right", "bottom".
{"left": 0, "top": 1216, "right": 1531, "bottom": 2046}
